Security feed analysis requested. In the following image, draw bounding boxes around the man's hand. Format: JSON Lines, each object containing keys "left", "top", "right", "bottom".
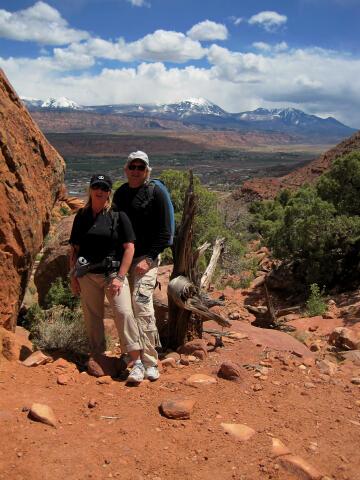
{"left": 134, "top": 258, "right": 151, "bottom": 275}
{"left": 110, "top": 277, "right": 124, "bottom": 296}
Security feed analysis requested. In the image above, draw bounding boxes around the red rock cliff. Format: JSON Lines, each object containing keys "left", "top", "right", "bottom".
{"left": 0, "top": 69, "right": 65, "bottom": 330}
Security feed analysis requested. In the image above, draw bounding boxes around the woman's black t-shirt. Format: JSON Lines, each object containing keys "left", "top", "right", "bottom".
{"left": 69, "top": 208, "right": 135, "bottom": 270}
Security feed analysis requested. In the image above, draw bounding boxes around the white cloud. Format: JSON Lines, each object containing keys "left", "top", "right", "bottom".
{"left": 253, "top": 41, "right": 288, "bottom": 52}
{"left": 248, "top": 11, "right": 287, "bottom": 32}
{"left": 207, "top": 45, "right": 267, "bottom": 82}
{"left": 126, "top": 0, "right": 150, "bottom": 6}
{"left": 233, "top": 17, "right": 243, "bottom": 26}
{"left": 187, "top": 20, "right": 228, "bottom": 41}
{"left": 0, "top": 1, "right": 89, "bottom": 45}
{"left": 129, "top": 30, "right": 207, "bottom": 62}
{"left": 51, "top": 29, "right": 207, "bottom": 66}
{"left": 4, "top": 46, "right": 360, "bottom": 127}
{"left": 253, "top": 42, "right": 271, "bottom": 52}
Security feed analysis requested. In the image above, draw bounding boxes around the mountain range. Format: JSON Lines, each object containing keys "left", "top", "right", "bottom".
{"left": 22, "top": 96, "right": 357, "bottom": 142}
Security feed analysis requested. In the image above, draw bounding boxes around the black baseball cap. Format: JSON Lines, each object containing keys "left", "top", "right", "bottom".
{"left": 90, "top": 173, "right": 113, "bottom": 189}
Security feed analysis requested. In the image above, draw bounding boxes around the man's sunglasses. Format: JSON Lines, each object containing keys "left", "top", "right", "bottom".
{"left": 91, "top": 183, "right": 110, "bottom": 192}
{"left": 128, "top": 164, "right": 146, "bottom": 171}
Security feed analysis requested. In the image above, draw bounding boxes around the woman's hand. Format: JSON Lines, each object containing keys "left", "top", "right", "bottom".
{"left": 109, "top": 277, "right": 124, "bottom": 296}
{"left": 70, "top": 276, "right": 81, "bottom": 297}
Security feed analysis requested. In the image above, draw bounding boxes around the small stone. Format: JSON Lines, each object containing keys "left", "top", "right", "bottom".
{"left": 164, "top": 352, "right": 180, "bottom": 362}
{"left": 57, "top": 374, "right": 69, "bottom": 385}
{"left": 185, "top": 374, "right": 217, "bottom": 386}
{"left": 221, "top": 423, "right": 256, "bottom": 441}
{"left": 29, "top": 403, "right": 57, "bottom": 428}
{"left": 161, "top": 358, "right": 177, "bottom": 368}
{"left": 22, "top": 350, "right": 51, "bottom": 367}
{"left": 317, "top": 359, "right": 338, "bottom": 376}
{"left": 96, "top": 376, "right": 113, "bottom": 385}
{"left": 304, "top": 382, "right": 315, "bottom": 389}
{"left": 280, "top": 454, "right": 323, "bottom": 479}
{"left": 177, "top": 339, "right": 208, "bottom": 360}
{"left": 253, "top": 384, "right": 263, "bottom": 391}
{"left": 180, "top": 356, "right": 190, "bottom": 366}
{"left": 229, "top": 332, "right": 248, "bottom": 341}
{"left": 88, "top": 399, "right": 97, "bottom": 408}
{"left": 271, "top": 438, "right": 291, "bottom": 457}
{"left": 160, "top": 396, "right": 196, "bottom": 420}
{"left": 218, "top": 361, "right": 246, "bottom": 384}
{"left": 350, "top": 377, "right": 360, "bottom": 385}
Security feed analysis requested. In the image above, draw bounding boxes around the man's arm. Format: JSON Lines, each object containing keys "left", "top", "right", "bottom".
{"left": 146, "top": 185, "right": 172, "bottom": 259}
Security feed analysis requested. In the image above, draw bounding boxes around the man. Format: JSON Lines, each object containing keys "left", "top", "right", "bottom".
{"left": 112, "top": 151, "right": 172, "bottom": 382}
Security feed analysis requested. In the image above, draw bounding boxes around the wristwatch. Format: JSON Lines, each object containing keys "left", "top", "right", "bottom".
{"left": 145, "top": 257, "right": 153, "bottom": 266}
{"left": 115, "top": 274, "right": 125, "bottom": 282}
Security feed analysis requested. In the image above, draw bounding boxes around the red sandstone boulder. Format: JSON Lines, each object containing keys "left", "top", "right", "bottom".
{"left": 0, "top": 69, "right": 65, "bottom": 330}
{"left": 34, "top": 215, "right": 74, "bottom": 306}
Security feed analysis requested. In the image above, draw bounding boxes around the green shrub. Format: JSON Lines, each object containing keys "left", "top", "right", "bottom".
{"left": 22, "top": 303, "right": 45, "bottom": 332}
{"left": 249, "top": 152, "right": 360, "bottom": 290}
{"left": 45, "top": 276, "right": 80, "bottom": 310}
{"left": 32, "top": 305, "right": 90, "bottom": 355}
{"left": 304, "top": 283, "right": 327, "bottom": 317}
{"left": 59, "top": 205, "right": 71, "bottom": 216}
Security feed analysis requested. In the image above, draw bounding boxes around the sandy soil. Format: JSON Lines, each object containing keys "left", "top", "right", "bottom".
{"left": 1, "top": 283, "right": 360, "bottom": 480}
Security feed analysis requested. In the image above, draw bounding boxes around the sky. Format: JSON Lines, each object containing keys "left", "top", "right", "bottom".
{"left": 0, "top": 0, "right": 359, "bottom": 128}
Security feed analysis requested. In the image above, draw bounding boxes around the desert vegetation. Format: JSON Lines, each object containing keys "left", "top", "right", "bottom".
{"left": 249, "top": 151, "right": 360, "bottom": 291}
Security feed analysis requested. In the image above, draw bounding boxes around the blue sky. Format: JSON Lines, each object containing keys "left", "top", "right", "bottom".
{"left": 0, "top": 0, "right": 359, "bottom": 128}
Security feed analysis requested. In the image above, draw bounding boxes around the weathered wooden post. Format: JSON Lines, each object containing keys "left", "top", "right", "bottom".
{"left": 166, "top": 171, "right": 230, "bottom": 349}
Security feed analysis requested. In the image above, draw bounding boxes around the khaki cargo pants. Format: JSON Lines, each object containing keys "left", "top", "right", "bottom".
{"left": 128, "top": 257, "right": 161, "bottom": 368}
{"left": 78, "top": 273, "right": 142, "bottom": 355}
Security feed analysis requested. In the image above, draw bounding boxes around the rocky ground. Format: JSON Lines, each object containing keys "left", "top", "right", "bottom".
{"left": 1, "top": 266, "right": 360, "bottom": 480}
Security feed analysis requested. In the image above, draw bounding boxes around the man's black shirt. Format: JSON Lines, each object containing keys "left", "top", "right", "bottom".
{"left": 112, "top": 182, "right": 171, "bottom": 260}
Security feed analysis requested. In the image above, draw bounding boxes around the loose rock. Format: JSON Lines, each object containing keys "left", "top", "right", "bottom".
{"left": 160, "top": 396, "right": 196, "bottom": 419}
{"left": 29, "top": 403, "right": 57, "bottom": 428}
{"left": 221, "top": 423, "right": 256, "bottom": 441}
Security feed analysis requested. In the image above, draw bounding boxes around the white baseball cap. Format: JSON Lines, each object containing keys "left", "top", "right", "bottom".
{"left": 126, "top": 150, "right": 149, "bottom": 167}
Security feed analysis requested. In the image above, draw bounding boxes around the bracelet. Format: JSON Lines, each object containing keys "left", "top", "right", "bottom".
{"left": 115, "top": 275, "right": 125, "bottom": 282}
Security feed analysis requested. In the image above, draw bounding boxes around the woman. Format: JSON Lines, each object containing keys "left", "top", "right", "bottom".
{"left": 69, "top": 173, "right": 146, "bottom": 384}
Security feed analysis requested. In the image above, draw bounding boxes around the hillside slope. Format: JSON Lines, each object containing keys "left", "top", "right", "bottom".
{"left": 237, "top": 130, "right": 360, "bottom": 201}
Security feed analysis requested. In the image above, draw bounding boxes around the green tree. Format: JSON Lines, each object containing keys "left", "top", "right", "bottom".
{"left": 249, "top": 153, "right": 360, "bottom": 289}
{"left": 159, "top": 170, "right": 245, "bottom": 273}
{"left": 44, "top": 275, "right": 81, "bottom": 310}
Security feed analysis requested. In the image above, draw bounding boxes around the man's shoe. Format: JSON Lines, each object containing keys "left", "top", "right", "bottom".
{"left": 146, "top": 366, "right": 160, "bottom": 381}
{"left": 126, "top": 362, "right": 145, "bottom": 384}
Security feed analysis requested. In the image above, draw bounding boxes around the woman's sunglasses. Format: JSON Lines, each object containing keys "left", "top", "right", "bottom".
{"left": 91, "top": 183, "right": 110, "bottom": 192}
{"left": 128, "top": 164, "right": 146, "bottom": 171}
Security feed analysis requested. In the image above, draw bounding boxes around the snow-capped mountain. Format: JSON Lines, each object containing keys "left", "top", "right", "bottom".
{"left": 235, "top": 107, "right": 353, "bottom": 137}
{"left": 158, "top": 98, "right": 228, "bottom": 118}
{"left": 41, "top": 96, "right": 82, "bottom": 110}
{"left": 22, "top": 96, "right": 356, "bottom": 140}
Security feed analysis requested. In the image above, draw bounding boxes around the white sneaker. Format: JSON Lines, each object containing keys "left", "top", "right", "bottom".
{"left": 146, "top": 366, "right": 160, "bottom": 381}
{"left": 127, "top": 362, "right": 145, "bottom": 384}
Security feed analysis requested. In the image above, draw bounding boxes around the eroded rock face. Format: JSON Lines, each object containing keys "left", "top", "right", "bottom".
{"left": 34, "top": 215, "right": 74, "bottom": 306}
{"left": 0, "top": 69, "right": 65, "bottom": 330}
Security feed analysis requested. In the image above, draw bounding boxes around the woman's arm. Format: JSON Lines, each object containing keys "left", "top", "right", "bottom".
{"left": 109, "top": 242, "right": 135, "bottom": 296}
{"left": 70, "top": 245, "right": 81, "bottom": 297}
